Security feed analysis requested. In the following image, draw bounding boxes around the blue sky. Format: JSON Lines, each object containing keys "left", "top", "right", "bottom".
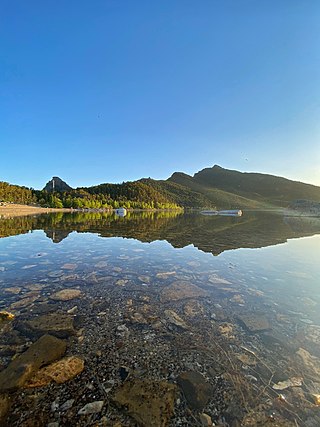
{"left": 1, "top": 0, "right": 319, "bottom": 189}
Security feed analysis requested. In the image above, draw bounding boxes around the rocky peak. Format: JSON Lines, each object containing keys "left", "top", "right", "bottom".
{"left": 43, "top": 177, "right": 72, "bottom": 193}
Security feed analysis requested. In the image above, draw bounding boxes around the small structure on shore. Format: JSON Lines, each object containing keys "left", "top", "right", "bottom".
{"left": 115, "top": 207, "right": 127, "bottom": 217}
{"left": 201, "top": 209, "right": 242, "bottom": 217}
{"left": 284, "top": 200, "right": 320, "bottom": 217}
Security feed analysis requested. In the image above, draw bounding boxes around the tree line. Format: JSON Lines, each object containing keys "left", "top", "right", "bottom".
{"left": 0, "top": 182, "right": 36, "bottom": 204}
{"left": 0, "top": 180, "right": 181, "bottom": 210}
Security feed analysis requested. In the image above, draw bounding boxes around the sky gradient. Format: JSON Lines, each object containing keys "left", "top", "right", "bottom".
{"left": 1, "top": 0, "right": 319, "bottom": 189}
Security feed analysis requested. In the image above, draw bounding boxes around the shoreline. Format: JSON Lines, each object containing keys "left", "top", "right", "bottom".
{"left": 0, "top": 204, "right": 73, "bottom": 218}
{"left": 0, "top": 204, "right": 184, "bottom": 219}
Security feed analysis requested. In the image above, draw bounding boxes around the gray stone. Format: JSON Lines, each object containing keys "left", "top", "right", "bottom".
{"left": 164, "top": 310, "right": 189, "bottom": 329}
{"left": 113, "top": 379, "right": 177, "bottom": 426}
{"left": 22, "top": 314, "right": 75, "bottom": 338}
{"left": 237, "top": 314, "right": 271, "bottom": 332}
{"left": 78, "top": 400, "right": 104, "bottom": 415}
{"left": 60, "top": 399, "right": 75, "bottom": 411}
{"left": 177, "top": 371, "right": 212, "bottom": 410}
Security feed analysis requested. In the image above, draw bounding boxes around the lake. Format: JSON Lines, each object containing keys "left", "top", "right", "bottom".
{"left": 0, "top": 211, "right": 320, "bottom": 427}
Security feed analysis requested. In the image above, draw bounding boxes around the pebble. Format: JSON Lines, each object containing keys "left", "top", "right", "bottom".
{"left": 78, "top": 400, "right": 104, "bottom": 415}
{"left": 60, "top": 399, "right": 75, "bottom": 411}
{"left": 200, "top": 413, "right": 214, "bottom": 426}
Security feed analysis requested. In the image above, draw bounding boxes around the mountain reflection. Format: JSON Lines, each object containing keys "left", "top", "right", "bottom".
{"left": 1, "top": 211, "right": 320, "bottom": 255}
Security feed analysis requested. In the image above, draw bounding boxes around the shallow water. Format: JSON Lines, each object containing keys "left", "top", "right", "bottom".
{"left": 0, "top": 211, "right": 320, "bottom": 426}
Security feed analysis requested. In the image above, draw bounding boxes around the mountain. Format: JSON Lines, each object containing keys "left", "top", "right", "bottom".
{"left": 43, "top": 166, "right": 320, "bottom": 209}
{"left": 172, "top": 165, "right": 320, "bottom": 207}
{"left": 43, "top": 177, "right": 73, "bottom": 193}
{"left": 3, "top": 165, "right": 320, "bottom": 210}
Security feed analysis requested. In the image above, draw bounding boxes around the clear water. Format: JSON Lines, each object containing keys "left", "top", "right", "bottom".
{"left": 0, "top": 211, "right": 320, "bottom": 426}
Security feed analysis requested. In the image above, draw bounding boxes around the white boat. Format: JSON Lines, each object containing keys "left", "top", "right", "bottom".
{"left": 200, "top": 210, "right": 218, "bottom": 215}
{"left": 115, "top": 207, "right": 127, "bottom": 217}
{"left": 201, "top": 209, "right": 242, "bottom": 216}
{"left": 217, "top": 210, "right": 242, "bottom": 216}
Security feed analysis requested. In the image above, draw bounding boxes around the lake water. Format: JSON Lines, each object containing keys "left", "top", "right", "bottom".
{"left": 0, "top": 211, "right": 320, "bottom": 426}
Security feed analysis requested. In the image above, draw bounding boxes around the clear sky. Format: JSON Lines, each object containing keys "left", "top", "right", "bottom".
{"left": 1, "top": 0, "right": 319, "bottom": 189}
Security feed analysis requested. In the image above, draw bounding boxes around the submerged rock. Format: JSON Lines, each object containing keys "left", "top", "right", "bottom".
{"left": 78, "top": 400, "right": 104, "bottom": 415}
{"left": 161, "top": 281, "right": 208, "bottom": 303}
{"left": 237, "top": 314, "right": 271, "bottom": 332}
{"left": 50, "top": 289, "right": 82, "bottom": 301}
{"left": 0, "top": 334, "right": 66, "bottom": 392}
{"left": 61, "top": 263, "right": 77, "bottom": 270}
{"left": 296, "top": 348, "right": 320, "bottom": 378}
{"left": 312, "top": 394, "right": 320, "bottom": 406}
{"left": 21, "top": 313, "right": 75, "bottom": 338}
{"left": 60, "top": 398, "right": 75, "bottom": 411}
{"left": 10, "top": 295, "right": 39, "bottom": 309}
{"left": 25, "top": 356, "right": 84, "bottom": 387}
{"left": 156, "top": 271, "right": 176, "bottom": 279}
{"left": 3, "top": 287, "right": 21, "bottom": 295}
{"left": 113, "top": 378, "right": 177, "bottom": 426}
{"left": 164, "top": 310, "right": 189, "bottom": 329}
{"left": 177, "top": 371, "right": 212, "bottom": 410}
{"left": 0, "top": 311, "right": 15, "bottom": 323}
{"left": 208, "top": 274, "right": 232, "bottom": 285}
{"left": 273, "top": 377, "right": 303, "bottom": 390}
{"left": 199, "top": 413, "right": 213, "bottom": 426}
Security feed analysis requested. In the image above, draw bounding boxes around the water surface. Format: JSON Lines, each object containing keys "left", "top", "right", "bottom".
{"left": 0, "top": 211, "right": 320, "bottom": 426}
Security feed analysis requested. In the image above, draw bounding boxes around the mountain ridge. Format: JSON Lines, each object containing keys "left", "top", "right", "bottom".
{"left": 2, "top": 165, "right": 320, "bottom": 209}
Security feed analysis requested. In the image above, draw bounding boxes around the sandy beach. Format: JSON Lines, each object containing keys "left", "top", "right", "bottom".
{"left": 0, "top": 204, "right": 71, "bottom": 218}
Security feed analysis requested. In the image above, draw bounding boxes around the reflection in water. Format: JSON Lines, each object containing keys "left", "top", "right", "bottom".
{"left": 1, "top": 210, "right": 320, "bottom": 254}
{"left": 0, "top": 211, "right": 320, "bottom": 426}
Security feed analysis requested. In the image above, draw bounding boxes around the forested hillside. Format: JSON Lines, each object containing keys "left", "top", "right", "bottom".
{"left": 2, "top": 164, "right": 320, "bottom": 210}
{"left": 0, "top": 182, "right": 36, "bottom": 204}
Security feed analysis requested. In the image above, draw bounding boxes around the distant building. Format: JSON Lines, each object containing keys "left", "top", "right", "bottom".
{"left": 115, "top": 207, "right": 127, "bottom": 217}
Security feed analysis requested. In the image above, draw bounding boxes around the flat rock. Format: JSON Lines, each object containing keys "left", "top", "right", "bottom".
{"left": 113, "top": 378, "right": 177, "bottom": 426}
{"left": 25, "top": 356, "right": 84, "bottom": 387}
{"left": 237, "top": 314, "right": 271, "bottom": 332}
{"left": 177, "top": 371, "right": 212, "bottom": 410}
{"left": 273, "top": 377, "right": 303, "bottom": 390}
{"left": 4, "top": 287, "right": 21, "bottom": 295}
{"left": 50, "top": 289, "right": 82, "bottom": 301}
{"left": 208, "top": 274, "right": 232, "bottom": 285}
{"left": 22, "top": 313, "right": 75, "bottom": 338}
{"left": 10, "top": 295, "right": 39, "bottom": 309}
{"left": 160, "top": 281, "right": 208, "bottom": 303}
{"left": 156, "top": 271, "right": 176, "bottom": 279}
{"left": 48, "top": 271, "right": 64, "bottom": 278}
{"left": 296, "top": 348, "right": 320, "bottom": 379}
{"left": 0, "top": 334, "right": 66, "bottom": 392}
{"left": 60, "top": 398, "right": 75, "bottom": 411}
{"left": 61, "top": 263, "right": 77, "bottom": 270}
{"left": 78, "top": 400, "right": 104, "bottom": 415}
{"left": 164, "top": 310, "right": 188, "bottom": 329}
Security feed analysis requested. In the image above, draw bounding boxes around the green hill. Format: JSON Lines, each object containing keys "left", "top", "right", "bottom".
{"left": 2, "top": 165, "right": 320, "bottom": 210}
{"left": 165, "top": 166, "right": 320, "bottom": 208}
{"left": 0, "top": 181, "right": 36, "bottom": 205}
